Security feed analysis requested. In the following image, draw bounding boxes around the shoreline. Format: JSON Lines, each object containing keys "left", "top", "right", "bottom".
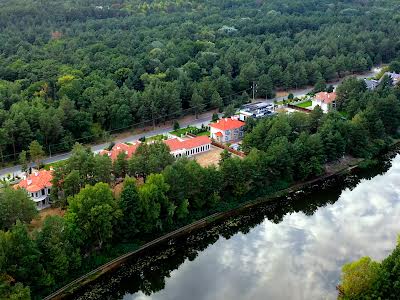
{"left": 44, "top": 153, "right": 372, "bottom": 300}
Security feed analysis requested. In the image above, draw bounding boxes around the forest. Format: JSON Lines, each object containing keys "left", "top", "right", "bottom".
{"left": 1, "top": 0, "right": 400, "bottom": 163}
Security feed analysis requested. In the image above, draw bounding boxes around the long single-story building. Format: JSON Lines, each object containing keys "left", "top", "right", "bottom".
{"left": 164, "top": 136, "right": 212, "bottom": 158}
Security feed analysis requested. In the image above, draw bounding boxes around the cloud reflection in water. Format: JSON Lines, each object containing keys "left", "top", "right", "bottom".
{"left": 127, "top": 156, "right": 400, "bottom": 300}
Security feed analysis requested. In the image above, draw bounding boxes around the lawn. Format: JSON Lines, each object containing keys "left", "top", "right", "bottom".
{"left": 295, "top": 100, "right": 312, "bottom": 108}
{"left": 170, "top": 126, "right": 209, "bottom": 137}
{"left": 146, "top": 134, "right": 167, "bottom": 141}
{"left": 196, "top": 131, "right": 210, "bottom": 137}
{"left": 43, "top": 159, "right": 67, "bottom": 170}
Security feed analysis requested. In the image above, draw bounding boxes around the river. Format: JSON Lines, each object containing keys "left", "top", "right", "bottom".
{"left": 70, "top": 151, "right": 400, "bottom": 300}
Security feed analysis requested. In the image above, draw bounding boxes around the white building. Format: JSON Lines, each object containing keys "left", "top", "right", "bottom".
{"left": 209, "top": 117, "right": 245, "bottom": 143}
{"left": 238, "top": 102, "right": 275, "bottom": 121}
{"left": 13, "top": 169, "right": 53, "bottom": 210}
{"left": 311, "top": 92, "right": 337, "bottom": 113}
{"left": 164, "top": 136, "right": 212, "bottom": 158}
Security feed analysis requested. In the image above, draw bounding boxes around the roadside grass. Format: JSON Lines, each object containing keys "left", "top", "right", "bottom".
{"left": 295, "top": 100, "right": 312, "bottom": 108}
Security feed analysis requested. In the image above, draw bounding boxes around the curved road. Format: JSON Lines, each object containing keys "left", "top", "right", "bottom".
{"left": 0, "top": 67, "right": 381, "bottom": 179}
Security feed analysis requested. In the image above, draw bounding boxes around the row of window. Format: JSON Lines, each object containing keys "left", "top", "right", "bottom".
{"left": 30, "top": 188, "right": 50, "bottom": 198}
{"left": 173, "top": 144, "right": 211, "bottom": 158}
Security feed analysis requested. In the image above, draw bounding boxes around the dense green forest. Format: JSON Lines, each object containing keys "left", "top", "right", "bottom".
{"left": 1, "top": 0, "right": 400, "bottom": 162}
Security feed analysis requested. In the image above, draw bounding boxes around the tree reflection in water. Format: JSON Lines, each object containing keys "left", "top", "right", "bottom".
{"left": 69, "top": 151, "right": 396, "bottom": 300}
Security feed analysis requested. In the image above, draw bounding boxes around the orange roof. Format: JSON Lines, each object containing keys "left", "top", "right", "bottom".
{"left": 215, "top": 132, "right": 223, "bottom": 137}
{"left": 210, "top": 118, "right": 245, "bottom": 131}
{"left": 14, "top": 170, "right": 53, "bottom": 193}
{"left": 164, "top": 136, "right": 211, "bottom": 152}
{"left": 315, "top": 92, "right": 337, "bottom": 104}
{"left": 100, "top": 142, "right": 141, "bottom": 161}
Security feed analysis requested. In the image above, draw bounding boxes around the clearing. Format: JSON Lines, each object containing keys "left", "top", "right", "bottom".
{"left": 30, "top": 207, "right": 65, "bottom": 230}
{"left": 194, "top": 146, "right": 224, "bottom": 167}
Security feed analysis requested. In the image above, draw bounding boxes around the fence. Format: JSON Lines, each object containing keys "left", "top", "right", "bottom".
{"left": 287, "top": 104, "right": 312, "bottom": 113}
{"left": 211, "top": 140, "right": 246, "bottom": 157}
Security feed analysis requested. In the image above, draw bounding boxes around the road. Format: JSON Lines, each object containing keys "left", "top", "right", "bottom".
{"left": 0, "top": 114, "right": 214, "bottom": 179}
{"left": 268, "top": 67, "right": 381, "bottom": 103}
{"left": 0, "top": 67, "right": 382, "bottom": 179}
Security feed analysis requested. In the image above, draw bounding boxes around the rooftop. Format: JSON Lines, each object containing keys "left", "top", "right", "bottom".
{"left": 100, "top": 142, "right": 141, "bottom": 161}
{"left": 314, "top": 92, "right": 337, "bottom": 104}
{"left": 384, "top": 72, "right": 400, "bottom": 82}
{"left": 210, "top": 117, "right": 245, "bottom": 131}
{"left": 14, "top": 169, "right": 53, "bottom": 193}
{"left": 164, "top": 136, "right": 211, "bottom": 152}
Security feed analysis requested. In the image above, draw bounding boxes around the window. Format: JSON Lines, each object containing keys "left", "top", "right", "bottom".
{"left": 42, "top": 189, "right": 45, "bottom": 196}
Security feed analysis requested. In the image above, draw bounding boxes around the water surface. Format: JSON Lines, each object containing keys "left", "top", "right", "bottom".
{"left": 73, "top": 153, "right": 400, "bottom": 300}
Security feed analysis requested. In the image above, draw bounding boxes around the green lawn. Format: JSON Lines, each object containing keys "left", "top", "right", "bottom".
{"left": 196, "top": 131, "right": 210, "bottom": 137}
{"left": 44, "top": 160, "right": 67, "bottom": 170}
{"left": 170, "top": 126, "right": 198, "bottom": 136}
{"left": 146, "top": 134, "right": 167, "bottom": 141}
{"left": 295, "top": 100, "right": 312, "bottom": 108}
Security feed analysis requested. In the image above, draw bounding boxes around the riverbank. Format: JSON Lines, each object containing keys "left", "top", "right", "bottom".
{"left": 45, "top": 153, "right": 372, "bottom": 300}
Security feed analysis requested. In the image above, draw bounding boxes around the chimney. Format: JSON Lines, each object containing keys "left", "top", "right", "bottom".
{"left": 34, "top": 171, "right": 39, "bottom": 176}
{"left": 27, "top": 179, "right": 32, "bottom": 186}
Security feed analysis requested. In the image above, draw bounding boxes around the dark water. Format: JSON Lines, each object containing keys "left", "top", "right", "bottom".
{"left": 72, "top": 153, "right": 400, "bottom": 300}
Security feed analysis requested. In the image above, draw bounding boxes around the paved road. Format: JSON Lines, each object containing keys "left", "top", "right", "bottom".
{"left": 0, "top": 67, "right": 381, "bottom": 179}
{"left": 271, "top": 68, "right": 381, "bottom": 102}
{"left": 0, "top": 114, "right": 214, "bottom": 179}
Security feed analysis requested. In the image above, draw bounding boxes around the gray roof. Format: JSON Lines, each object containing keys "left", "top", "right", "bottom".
{"left": 364, "top": 79, "right": 379, "bottom": 90}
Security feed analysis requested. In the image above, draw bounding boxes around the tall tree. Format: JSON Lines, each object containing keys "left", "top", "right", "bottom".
{"left": 190, "top": 90, "right": 205, "bottom": 119}
{"left": 66, "top": 183, "right": 122, "bottom": 250}
{"left": 28, "top": 140, "right": 45, "bottom": 168}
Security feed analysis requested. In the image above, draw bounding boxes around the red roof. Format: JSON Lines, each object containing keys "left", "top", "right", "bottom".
{"left": 210, "top": 118, "right": 245, "bottom": 131}
{"left": 100, "top": 142, "right": 141, "bottom": 161}
{"left": 315, "top": 92, "right": 337, "bottom": 104}
{"left": 14, "top": 170, "right": 53, "bottom": 193}
{"left": 215, "top": 132, "right": 223, "bottom": 137}
{"left": 164, "top": 136, "right": 211, "bottom": 152}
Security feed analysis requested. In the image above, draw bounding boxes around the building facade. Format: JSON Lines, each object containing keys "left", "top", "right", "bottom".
{"left": 311, "top": 92, "right": 337, "bottom": 113}
{"left": 164, "top": 136, "right": 212, "bottom": 158}
{"left": 238, "top": 102, "right": 275, "bottom": 121}
{"left": 209, "top": 117, "right": 245, "bottom": 143}
{"left": 13, "top": 169, "right": 53, "bottom": 210}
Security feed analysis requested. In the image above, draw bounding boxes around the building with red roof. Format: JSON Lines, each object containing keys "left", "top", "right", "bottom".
{"left": 164, "top": 136, "right": 211, "bottom": 158}
{"left": 13, "top": 169, "right": 53, "bottom": 210}
{"left": 209, "top": 117, "right": 245, "bottom": 143}
{"left": 100, "top": 142, "right": 141, "bottom": 161}
{"left": 311, "top": 92, "right": 337, "bottom": 113}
